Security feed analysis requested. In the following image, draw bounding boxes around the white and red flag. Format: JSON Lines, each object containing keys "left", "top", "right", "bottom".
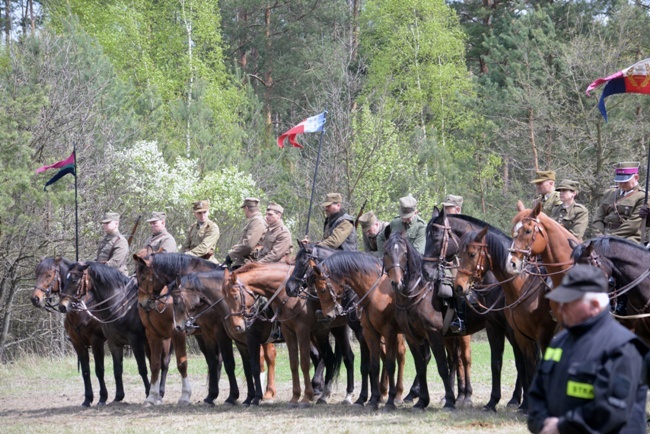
{"left": 277, "top": 111, "right": 326, "bottom": 148}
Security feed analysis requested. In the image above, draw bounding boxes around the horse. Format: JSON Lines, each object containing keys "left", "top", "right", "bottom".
{"left": 285, "top": 242, "right": 409, "bottom": 407}
{"left": 572, "top": 236, "right": 650, "bottom": 345}
{"left": 132, "top": 251, "right": 246, "bottom": 405}
{"left": 309, "top": 251, "right": 414, "bottom": 410}
{"left": 169, "top": 269, "right": 278, "bottom": 406}
{"left": 507, "top": 201, "right": 577, "bottom": 287}
{"left": 58, "top": 262, "right": 156, "bottom": 404}
{"left": 421, "top": 207, "right": 527, "bottom": 411}
{"left": 224, "top": 261, "right": 355, "bottom": 407}
{"left": 382, "top": 230, "right": 465, "bottom": 410}
{"left": 32, "top": 257, "right": 111, "bottom": 407}
{"left": 453, "top": 226, "right": 559, "bottom": 411}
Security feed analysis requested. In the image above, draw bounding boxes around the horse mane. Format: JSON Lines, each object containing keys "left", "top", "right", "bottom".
{"left": 322, "top": 251, "right": 382, "bottom": 281}
{"left": 36, "top": 256, "right": 73, "bottom": 274}
{"left": 444, "top": 214, "right": 510, "bottom": 239}
{"left": 182, "top": 270, "right": 225, "bottom": 289}
{"left": 385, "top": 231, "right": 422, "bottom": 283}
{"left": 571, "top": 236, "right": 647, "bottom": 262}
{"left": 88, "top": 262, "right": 131, "bottom": 290}
{"left": 235, "top": 262, "right": 288, "bottom": 275}
{"left": 460, "top": 229, "right": 512, "bottom": 270}
{"left": 151, "top": 252, "right": 219, "bottom": 275}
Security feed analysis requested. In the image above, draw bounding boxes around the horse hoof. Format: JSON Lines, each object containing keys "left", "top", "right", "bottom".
{"left": 442, "top": 405, "right": 456, "bottom": 412}
{"left": 411, "top": 405, "right": 426, "bottom": 412}
{"left": 353, "top": 400, "right": 365, "bottom": 407}
{"left": 381, "top": 403, "right": 397, "bottom": 412}
{"left": 506, "top": 399, "right": 521, "bottom": 408}
{"left": 316, "top": 398, "right": 327, "bottom": 405}
{"left": 298, "top": 402, "right": 312, "bottom": 409}
{"left": 202, "top": 399, "right": 216, "bottom": 406}
{"left": 341, "top": 399, "right": 353, "bottom": 406}
{"left": 482, "top": 404, "right": 497, "bottom": 413}
{"left": 81, "top": 402, "right": 91, "bottom": 408}
{"left": 287, "top": 402, "right": 300, "bottom": 409}
{"left": 97, "top": 401, "right": 107, "bottom": 407}
{"left": 403, "top": 393, "right": 415, "bottom": 403}
{"left": 261, "top": 398, "right": 274, "bottom": 405}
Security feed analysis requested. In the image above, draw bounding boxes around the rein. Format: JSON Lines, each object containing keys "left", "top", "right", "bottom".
{"left": 66, "top": 270, "right": 137, "bottom": 324}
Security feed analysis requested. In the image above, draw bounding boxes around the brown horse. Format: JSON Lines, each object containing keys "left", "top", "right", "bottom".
{"left": 58, "top": 262, "right": 156, "bottom": 404}
{"left": 32, "top": 257, "right": 110, "bottom": 407}
{"left": 169, "top": 270, "right": 277, "bottom": 405}
{"left": 507, "top": 201, "right": 577, "bottom": 287}
{"left": 309, "top": 252, "right": 409, "bottom": 410}
{"left": 453, "top": 226, "right": 558, "bottom": 411}
{"left": 223, "top": 262, "right": 355, "bottom": 407}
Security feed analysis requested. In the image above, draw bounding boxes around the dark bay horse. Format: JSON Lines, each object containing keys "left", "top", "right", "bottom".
{"left": 285, "top": 242, "right": 407, "bottom": 407}
{"left": 32, "top": 257, "right": 109, "bottom": 407}
{"left": 132, "top": 252, "right": 245, "bottom": 405}
{"left": 453, "top": 226, "right": 558, "bottom": 411}
{"left": 421, "top": 207, "right": 526, "bottom": 411}
{"left": 383, "top": 231, "right": 461, "bottom": 410}
{"left": 310, "top": 252, "right": 411, "bottom": 410}
{"left": 224, "top": 262, "right": 354, "bottom": 407}
{"left": 170, "top": 270, "right": 278, "bottom": 406}
{"left": 58, "top": 262, "right": 156, "bottom": 404}
{"left": 572, "top": 236, "right": 650, "bottom": 345}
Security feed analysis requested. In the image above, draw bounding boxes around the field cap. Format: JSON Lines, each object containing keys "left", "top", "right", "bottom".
{"left": 358, "top": 211, "right": 377, "bottom": 231}
{"left": 321, "top": 192, "right": 342, "bottom": 207}
{"left": 613, "top": 162, "right": 639, "bottom": 183}
{"left": 442, "top": 194, "right": 463, "bottom": 208}
{"left": 193, "top": 200, "right": 210, "bottom": 212}
{"left": 545, "top": 264, "right": 607, "bottom": 303}
{"left": 266, "top": 201, "right": 284, "bottom": 214}
{"left": 556, "top": 179, "right": 580, "bottom": 193}
{"left": 240, "top": 197, "right": 260, "bottom": 208}
{"left": 146, "top": 212, "right": 166, "bottom": 223}
{"left": 101, "top": 212, "right": 120, "bottom": 223}
{"left": 399, "top": 194, "right": 417, "bottom": 219}
{"left": 530, "top": 170, "right": 556, "bottom": 184}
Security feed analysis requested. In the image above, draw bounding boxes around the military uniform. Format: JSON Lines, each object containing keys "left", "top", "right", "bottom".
{"left": 258, "top": 219, "right": 293, "bottom": 263}
{"left": 96, "top": 232, "right": 129, "bottom": 276}
{"left": 592, "top": 186, "right": 646, "bottom": 243}
{"left": 377, "top": 216, "right": 427, "bottom": 255}
{"left": 533, "top": 190, "right": 563, "bottom": 216}
{"left": 228, "top": 210, "right": 268, "bottom": 266}
{"left": 321, "top": 211, "right": 357, "bottom": 251}
{"left": 143, "top": 230, "right": 177, "bottom": 253}
{"left": 183, "top": 220, "right": 220, "bottom": 260}
{"left": 550, "top": 203, "right": 589, "bottom": 241}
{"left": 362, "top": 221, "right": 388, "bottom": 258}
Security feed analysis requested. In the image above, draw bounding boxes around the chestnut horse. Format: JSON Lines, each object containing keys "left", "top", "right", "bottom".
{"left": 507, "top": 201, "right": 577, "bottom": 287}
{"left": 421, "top": 207, "right": 526, "bottom": 411}
{"left": 572, "top": 236, "right": 650, "bottom": 345}
{"left": 453, "top": 226, "right": 559, "bottom": 411}
{"left": 132, "top": 251, "right": 245, "bottom": 405}
{"left": 32, "top": 257, "right": 110, "bottom": 407}
{"left": 169, "top": 270, "right": 277, "bottom": 406}
{"left": 224, "top": 262, "right": 355, "bottom": 407}
{"left": 58, "top": 262, "right": 156, "bottom": 404}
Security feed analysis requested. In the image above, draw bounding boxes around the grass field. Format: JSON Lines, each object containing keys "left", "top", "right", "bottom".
{"left": 0, "top": 332, "right": 531, "bottom": 433}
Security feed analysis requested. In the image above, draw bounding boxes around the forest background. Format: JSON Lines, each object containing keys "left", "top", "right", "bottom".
{"left": 1, "top": 0, "right": 649, "bottom": 360}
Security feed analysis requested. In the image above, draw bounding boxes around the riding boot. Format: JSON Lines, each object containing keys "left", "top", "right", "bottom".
{"left": 450, "top": 297, "right": 466, "bottom": 334}
{"left": 614, "top": 294, "right": 628, "bottom": 316}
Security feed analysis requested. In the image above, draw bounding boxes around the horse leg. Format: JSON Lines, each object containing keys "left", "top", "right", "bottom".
{"left": 507, "top": 327, "right": 525, "bottom": 407}
{"left": 108, "top": 342, "right": 125, "bottom": 404}
{"left": 262, "top": 343, "right": 277, "bottom": 400}
{"left": 310, "top": 341, "right": 325, "bottom": 396}
{"left": 244, "top": 331, "right": 264, "bottom": 406}
{"left": 216, "top": 327, "right": 240, "bottom": 405}
{"left": 158, "top": 338, "right": 172, "bottom": 400}
{"left": 514, "top": 331, "right": 540, "bottom": 413}
{"left": 429, "top": 330, "right": 455, "bottom": 409}
{"left": 144, "top": 332, "right": 163, "bottom": 406}
{"left": 404, "top": 342, "right": 427, "bottom": 403}
{"left": 395, "top": 333, "right": 406, "bottom": 404}
{"left": 363, "top": 328, "right": 382, "bottom": 410}
{"left": 173, "top": 332, "right": 192, "bottom": 405}
{"left": 283, "top": 325, "right": 303, "bottom": 405}
{"left": 298, "top": 328, "right": 315, "bottom": 406}
{"left": 353, "top": 329, "right": 370, "bottom": 406}
{"left": 459, "top": 334, "right": 472, "bottom": 408}
{"left": 195, "top": 334, "right": 219, "bottom": 405}
{"left": 334, "top": 326, "right": 355, "bottom": 405}
{"left": 483, "top": 322, "right": 505, "bottom": 412}
{"left": 72, "top": 339, "right": 94, "bottom": 407}
{"left": 91, "top": 338, "right": 108, "bottom": 405}
{"left": 382, "top": 331, "right": 399, "bottom": 410}
{"left": 406, "top": 338, "right": 430, "bottom": 410}
{"left": 316, "top": 332, "right": 336, "bottom": 404}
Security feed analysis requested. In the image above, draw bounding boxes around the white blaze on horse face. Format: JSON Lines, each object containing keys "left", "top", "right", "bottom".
{"left": 513, "top": 221, "right": 523, "bottom": 238}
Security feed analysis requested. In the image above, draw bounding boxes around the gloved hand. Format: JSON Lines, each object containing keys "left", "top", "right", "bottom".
{"left": 223, "top": 254, "right": 233, "bottom": 266}
{"left": 639, "top": 205, "right": 650, "bottom": 219}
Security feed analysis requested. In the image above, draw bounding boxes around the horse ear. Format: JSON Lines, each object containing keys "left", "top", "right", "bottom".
{"left": 228, "top": 270, "right": 237, "bottom": 284}
{"left": 584, "top": 240, "right": 594, "bottom": 255}
{"left": 54, "top": 257, "right": 62, "bottom": 265}
{"left": 223, "top": 268, "right": 230, "bottom": 282}
{"left": 516, "top": 200, "right": 525, "bottom": 212}
{"left": 531, "top": 201, "right": 542, "bottom": 217}
{"left": 384, "top": 224, "right": 392, "bottom": 240}
{"left": 175, "top": 276, "right": 182, "bottom": 288}
{"left": 431, "top": 206, "right": 440, "bottom": 220}
{"left": 568, "top": 239, "right": 579, "bottom": 250}
{"left": 297, "top": 239, "right": 304, "bottom": 249}
{"left": 476, "top": 226, "right": 489, "bottom": 241}
{"left": 313, "top": 264, "right": 323, "bottom": 277}
{"left": 133, "top": 253, "right": 144, "bottom": 264}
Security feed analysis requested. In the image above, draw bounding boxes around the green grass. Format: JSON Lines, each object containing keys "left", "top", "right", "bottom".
{"left": 0, "top": 332, "right": 530, "bottom": 433}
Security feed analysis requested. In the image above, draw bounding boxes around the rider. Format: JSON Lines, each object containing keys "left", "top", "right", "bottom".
{"left": 376, "top": 194, "right": 427, "bottom": 254}
{"left": 96, "top": 212, "right": 129, "bottom": 276}
{"left": 181, "top": 199, "right": 220, "bottom": 263}
{"left": 224, "top": 197, "right": 268, "bottom": 269}
{"left": 315, "top": 192, "right": 357, "bottom": 251}
{"left": 142, "top": 211, "right": 177, "bottom": 253}
{"left": 257, "top": 201, "right": 293, "bottom": 263}
{"left": 357, "top": 211, "right": 388, "bottom": 258}
{"left": 530, "top": 170, "right": 563, "bottom": 215}
{"left": 550, "top": 180, "right": 589, "bottom": 241}
{"left": 441, "top": 195, "right": 466, "bottom": 334}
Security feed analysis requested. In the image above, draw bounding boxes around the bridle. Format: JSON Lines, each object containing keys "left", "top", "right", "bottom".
{"left": 34, "top": 263, "right": 63, "bottom": 312}
{"left": 171, "top": 286, "right": 224, "bottom": 333}
{"left": 508, "top": 217, "right": 543, "bottom": 260}
{"left": 456, "top": 240, "right": 493, "bottom": 288}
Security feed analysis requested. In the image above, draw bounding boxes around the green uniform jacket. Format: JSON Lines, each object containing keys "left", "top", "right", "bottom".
{"left": 361, "top": 221, "right": 388, "bottom": 258}
{"left": 96, "top": 232, "right": 129, "bottom": 276}
{"left": 592, "top": 186, "right": 646, "bottom": 243}
{"left": 550, "top": 203, "right": 589, "bottom": 241}
{"left": 228, "top": 212, "right": 267, "bottom": 266}
{"left": 533, "top": 190, "right": 563, "bottom": 216}
{"left": 320, "top": 212, "right": 357, "bottom": 251}
{"left": 142, "top": 230, "right": 177, "bottom": 253}
{"left": 376, "top": 216, "right": 427, "bottom": 255}
{"left": 258, "top": 219, "right": 293, "bottom": 263}
{"left": 182, "top": 219, "right": 220, "bottom": 261}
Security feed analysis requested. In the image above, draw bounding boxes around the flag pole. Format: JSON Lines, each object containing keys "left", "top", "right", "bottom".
{"left": 641, "top": 149, "right": 650, "bottom": 245}
{"left": 74, "top": 144, "right": 79, "bottom": 261}
{"left": 304, "top": 110, "right": 327, "bottom": 237}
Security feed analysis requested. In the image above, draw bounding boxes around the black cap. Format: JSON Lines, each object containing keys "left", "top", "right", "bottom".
{"left": 545, "top": 264, "right": 607, "bottom": 303}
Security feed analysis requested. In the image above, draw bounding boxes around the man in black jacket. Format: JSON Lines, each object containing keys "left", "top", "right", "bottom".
{"left": 527, "top": 264, "right": 648, "bottom": 434}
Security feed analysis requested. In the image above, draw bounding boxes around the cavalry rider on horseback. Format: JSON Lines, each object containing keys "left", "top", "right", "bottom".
{"left": 357, "top": 211, "right": 388, "bottom": 258}
{"left": 181, "top": 199, "right": 220, "bottom": 263}
{"left": 96, "top": 211, "right": 129, "bottom": 276}
{"left": 439, "top": 195, "right": 467, "bottom": 334}
{"left": 314, "top": 192, "right": 357, "bottom": 251}
{"left": 224, "top": 197, "right": 268, "bottom": 270}
{"left": 142, "top": 211, "right": 177, "bottom": 253}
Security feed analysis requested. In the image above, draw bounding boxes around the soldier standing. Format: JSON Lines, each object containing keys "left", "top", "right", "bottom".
{"left": 142, "top": 211, "right": 177, "bottom": 253}
{"left": 592, "top": 162, "right": 646, "bottom": 244}
{"left": 96, "top": 212, "right": 129, "bottom": 276}
{"left": 257, "top": 202, "right": 293, "bottom": 263}
{"left": 224, "top": 198, "right": 268, "bottom": 269}
{"left": 377, "top": 194, "right": 427, "bottom": 254}
{"left": 550, "top": 180, "right": 589, "bottom": 241}
{"left": 531, "top": 170, "right": 563, "bottom": 215}
{"left": 357, "top": 211, "right": 388, "bottom": 258}
{"left": 317, "top": 192, "right": 357, "bottom": 251}
{"left": 181, "top": 199, "right": 220, "bottom": 262}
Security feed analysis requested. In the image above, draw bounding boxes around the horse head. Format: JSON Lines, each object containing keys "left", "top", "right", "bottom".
{"left": 59, "top": 261, "right": 90, "bottom": 313}
{"left": 223, "top": 269, "right": 249, "bottom": 333}
{"left": 507, "top": 201, "right": 545, "bottom": 274}
{"left": 286, "top": 242, "right": 314, "bottom": 297}
{"left": 310, "top": 262, "right": 340, "bottom": 320}
{"left": 384, "top": 231, "right": 422, "bottom": 296}
{"left": 133, "top": 251, "right": 164, "bottom": 297}
{"left": 32, "top": 256, "right": 70, "bottom": 309}
{"left": 423, "top": 206, "right": 450, "bottom": 282}
{"left": 454, "top": 226, "right": 490, "bottom": 296}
